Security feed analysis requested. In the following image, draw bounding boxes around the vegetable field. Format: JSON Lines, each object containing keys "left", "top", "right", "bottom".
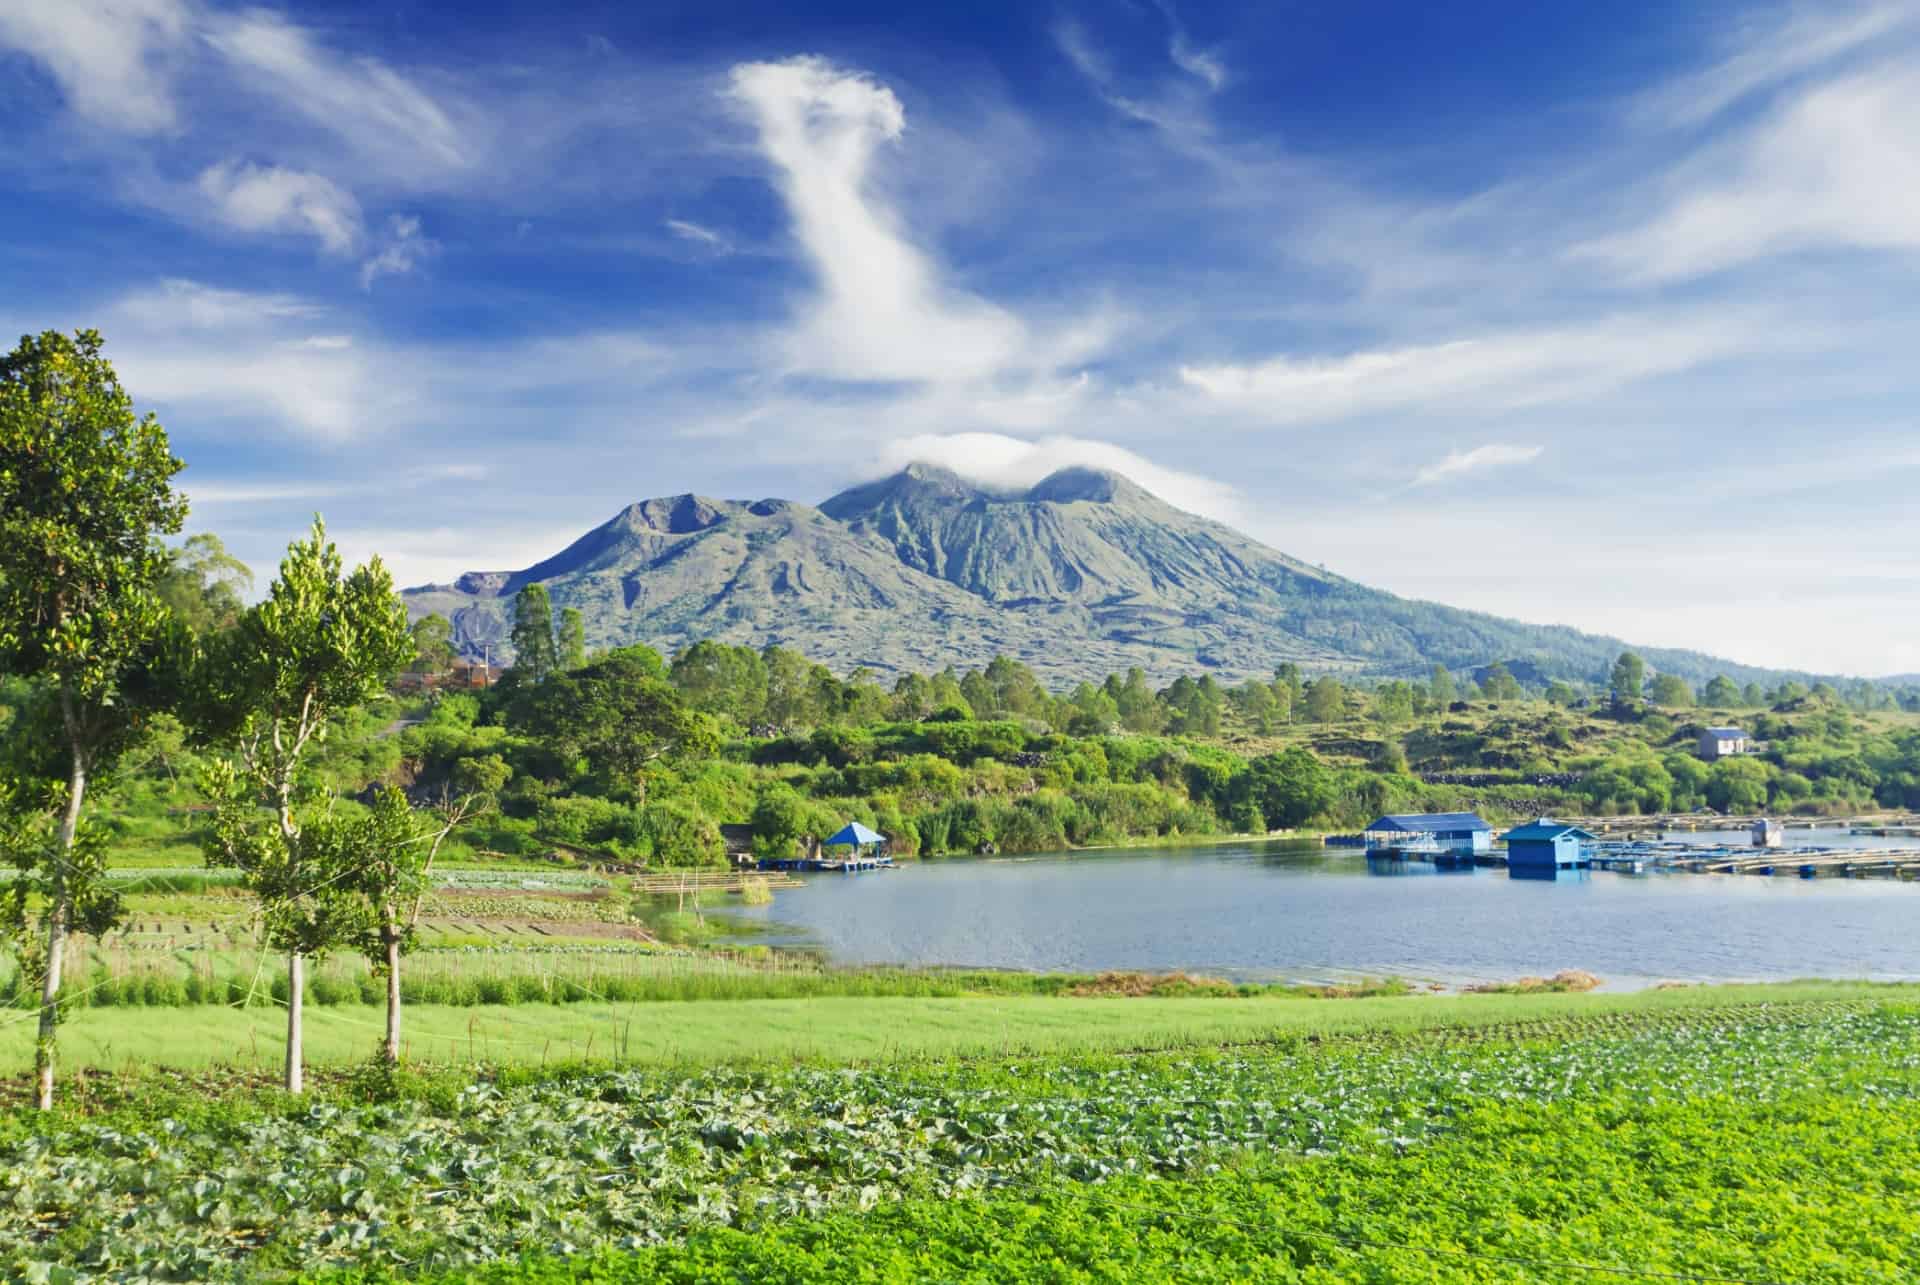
{"left": 5, "top": 997, "right": 1917, "bottom": 1281}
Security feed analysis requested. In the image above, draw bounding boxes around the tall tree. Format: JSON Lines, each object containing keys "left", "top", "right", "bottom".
{"left": 409, "top": 612, "right": 455, "bottom": 676}
{"left": 509, "top": 583, "right": 558, "bottom": 683}
{"left": 1273, "top": 664, "right": 1304, "bottom": 723}
{"left": 1303, "top": 676, "right": 1346, "bottom": 723}
{"left": 157, "top": 532, "right": 253, "bottom": 635}
{"left": 1649, "top": 673, "right": 1693, "bottom": 707}
{"left": 1479, "top": 663, "right": 1523, "bottom": 702}
{"left": 557, "top": 606, "right": 588, "bottom": 671}
{"left": 345, "top": 775, "right": 494, "bottom": 1064}
{"left": 670, "top": 640, "right": 768, "bottom": 724}
{"left": 507, "top": 646, "right": 717, "bottom": 796}
{"left": 192, "top": 518, "right": 414, "bottom": 1094}
{"left": 1609, "top": 652, "right": 1646, "bottom": 708}
{"left": 1701, "top": 675, "right": 1741, "bottom": 708}
{"left": 0, "top": 328, "right": 188, "bottom": 1110}
{"left": 1427, "top": 664, "right": 1457, "bottom": 708}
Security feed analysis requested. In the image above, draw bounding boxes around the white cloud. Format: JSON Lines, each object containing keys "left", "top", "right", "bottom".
{"left": 0, "top": 0, "right": 190, "bottom": 133}
{"left": 116, "top": 277, "right": 322, "bottom": 328}
{"left": 358, "top": 214, "right": 434, "bottom": 288}
{"left": 1634, "top": 1, "right": 1915, "bottom": 128}
{"left": 665, "top": 218, "right": 729, "bottom": 251}
{"left": 197, "top": 160, "right": 362, "bottom": 254}
{"left": 1156, "top": 0, "right": 1226, "bottom": 91}
{"left": 203, "top": 7, "right": 476, "bottom": 182}
{"left": 1583, "top": 60, "right": 1920, "bottom": 281}
{"left": 104, "top": 280, "right": 370, "bottom": 438}
{"left": 1178, "top": 312, "right": 1772, "bottom": 425}
{"left": 1411, "top": 443, "right": 1544, "bottom": 488}
{"left": 729, "top": 56, "right": 1098, "bottom": 383}
{"left": 873, "top": 432, "right": 1246, "bottom": 525}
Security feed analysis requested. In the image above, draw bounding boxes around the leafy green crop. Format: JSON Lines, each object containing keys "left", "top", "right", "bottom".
{"left": 4, "top": 1001, "right": 1916, "bottom": 1281}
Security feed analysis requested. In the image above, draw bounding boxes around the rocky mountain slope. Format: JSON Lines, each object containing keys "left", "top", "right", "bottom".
{"left": 402, "top": 464, "right": 1799, "bottom": 686}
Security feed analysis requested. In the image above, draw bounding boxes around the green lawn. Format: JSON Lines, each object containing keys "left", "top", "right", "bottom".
{"left": 6, "top": 981, "right": 1911, "bottom": 1073}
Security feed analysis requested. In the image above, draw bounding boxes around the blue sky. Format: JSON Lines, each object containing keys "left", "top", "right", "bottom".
{"left": 4, "top": 1, "right": 1919, "bottom": 676}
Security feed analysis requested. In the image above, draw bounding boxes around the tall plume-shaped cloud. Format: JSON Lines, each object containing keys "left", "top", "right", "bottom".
{"left": 727, "top": 56, "right": 1033, "bottom": 383}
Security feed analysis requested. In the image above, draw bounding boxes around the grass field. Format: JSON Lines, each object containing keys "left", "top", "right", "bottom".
{"left": 5, "top": 980, "right": 1911, "bottom": 1074}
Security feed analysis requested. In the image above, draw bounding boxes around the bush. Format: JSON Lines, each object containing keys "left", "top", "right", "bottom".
{"left": 644, "top": 799, "right": 725, "bottom": 868}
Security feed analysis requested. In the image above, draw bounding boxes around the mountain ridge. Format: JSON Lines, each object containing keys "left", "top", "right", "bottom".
{"left": 402, "top": 464, "right": 1819, "bottom": 688}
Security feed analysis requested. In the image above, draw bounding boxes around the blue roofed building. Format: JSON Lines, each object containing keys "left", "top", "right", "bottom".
{"left": 1503, "top": 819, "right": 1597, "bottom": 871}
{"left": 1362, "top": 812, "right": 1494, "bottom": 855}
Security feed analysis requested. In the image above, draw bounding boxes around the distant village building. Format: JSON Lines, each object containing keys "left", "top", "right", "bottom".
{"left": 447, "top": 659, "right": 503, "bottom": 689}
{"left": 1503, "top": 819, "right": 1596, "bottom": 871}
{"left": 1697, "top": 727, "right": 1752, "bottom": 761}
{"left": 1363, "top": 812, "right": 1493, "bottom": 855}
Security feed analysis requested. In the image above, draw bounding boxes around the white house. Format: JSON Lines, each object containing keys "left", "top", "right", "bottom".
{"left": 1697, "top": 727, "right": 1752, "bottom": 762}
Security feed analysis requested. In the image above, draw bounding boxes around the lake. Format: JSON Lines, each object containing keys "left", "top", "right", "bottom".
{"left": 716, "top": 834, "right": 1920, "bottom": 989}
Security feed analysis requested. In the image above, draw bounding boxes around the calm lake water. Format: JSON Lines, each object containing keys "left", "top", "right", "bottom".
{"left": 716, "top": 833, "right": 1920, "bottom": 989}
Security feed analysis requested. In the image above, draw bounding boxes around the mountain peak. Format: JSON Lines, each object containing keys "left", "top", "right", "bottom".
{"left": 1025, "top": 465, "right": 1147, "bottom": 505}
{"left": 819, "top": 462, "right": 992, "bottom": 519}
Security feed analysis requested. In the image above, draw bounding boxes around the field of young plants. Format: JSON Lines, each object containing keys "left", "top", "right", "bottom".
{"left": 5, "top": 996, "right": 1916, "bottom": 1282}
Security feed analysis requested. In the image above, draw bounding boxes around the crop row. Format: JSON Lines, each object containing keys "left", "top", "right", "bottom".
{"left": 5, "top": 1002, "right": 1916, "bottom": 1281}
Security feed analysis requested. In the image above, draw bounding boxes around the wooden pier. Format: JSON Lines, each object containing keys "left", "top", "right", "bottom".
{"left": 1563, "top": 812, "right": 1920, "bottom": 841}
{"left": 628, "top": 870, "right": 804, "bottom": 895}
{"left": 755, "top": 853, "right": 896, "bottom": 874}
{"left": 1360, "top": 838, "right": 1920, "bottom": 880}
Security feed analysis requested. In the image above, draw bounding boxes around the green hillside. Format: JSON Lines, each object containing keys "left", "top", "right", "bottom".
{"left": 403, "top": 464, "right": 1814, "bottom": 687}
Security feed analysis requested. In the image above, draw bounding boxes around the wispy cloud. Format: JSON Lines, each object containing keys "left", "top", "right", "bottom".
{"left": 1633, "top": 1, "right": 1916, "bottom": 128}
{"left": 201, "top": 8, "right": 478, "bottom": 182}
{"left": 665, "top": 218, "right": 730, "bottom": 251}
{"left": 0, "top": 0, "right": 190, "bottom": 133}
{"left": 1580, "top": 59, "right": 1920, "bottom": 281}
{"left": 1177, "top": 312, "right": 1776, "bottom": 425}
{"left": 1411, "top": 443, "right": 1544, "bottom": 488}
{"left": 358, "top": 214, "right": 434, "bottom": 288}
{"left": 197, "top": 160, "right": 362, "bottom": 253}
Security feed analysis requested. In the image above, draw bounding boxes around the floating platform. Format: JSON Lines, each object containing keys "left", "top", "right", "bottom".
{"left": 756, "top": 854, "right": 896, "bottom": 873}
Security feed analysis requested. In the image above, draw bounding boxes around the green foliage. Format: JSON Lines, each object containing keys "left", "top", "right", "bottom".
{"left": 4, "top": 1001, "right": 1916, "bottom": 1281}
{"left": 157, "top": 533, "right": 252, "bottom": 636}
{"left": 509, "top": 584, "right": 558, "bottom": 683}
{"left": 1702, "top": 674, "right": 1741, "bottom": 707}
{"left": 507, "top": 648, "right": 717, "bottom": 788}
{"left": 669, "top": 640, "right": 768, "bottom": 725}
{"left": 1302, "top": 676, "right": 1345, "bottom": 723}
{"left": 556, "top": 607, "right": 587, "bottom": 671}
{"left": 644, "top": 799, "right": 724, "bottom": 867}
{"left": 1239, "top": 747, "right": 1336, "bottom": 829}
{"left": 1649, "top": 672, "right": 1692, "bottom": 706}
{"left": 0, "top": 327, "right": 189, "bottom": 1104}
{"left": 1609, "top": 651, "right": 1646, "bottom": 707}
{"left": 409, "top": 613, "right": 455, "bottom": 676}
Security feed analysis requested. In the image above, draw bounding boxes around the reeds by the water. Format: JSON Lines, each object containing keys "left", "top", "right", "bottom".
{"left": 0, "top": 938, "right": 1360, "bottom": 1009}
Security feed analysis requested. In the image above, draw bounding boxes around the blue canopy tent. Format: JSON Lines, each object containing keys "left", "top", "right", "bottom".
{"left": 823, "top": 821, "right": 887, "bottom": 851}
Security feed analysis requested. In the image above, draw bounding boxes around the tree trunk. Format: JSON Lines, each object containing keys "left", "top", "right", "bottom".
{"left": 38, "top": 718, "right": 89, "bottom": 1111}
{"left": 383, "top": 928, "right": 402, "bottom": 1065}
{"left": 285, "top": 949, "right": 304, "bottom": 1095}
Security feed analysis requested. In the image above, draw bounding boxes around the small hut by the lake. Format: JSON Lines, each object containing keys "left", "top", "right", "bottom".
{"left": 1503, "top": 819, "right": 1597, "bottom": 871}
{"left": 1363, "top": 812, "right": 1494, "bottom": 855}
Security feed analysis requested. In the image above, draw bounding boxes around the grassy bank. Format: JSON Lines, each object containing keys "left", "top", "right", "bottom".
{"left": 3, "top": 981, "right": 1909, "bottom": 1074}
